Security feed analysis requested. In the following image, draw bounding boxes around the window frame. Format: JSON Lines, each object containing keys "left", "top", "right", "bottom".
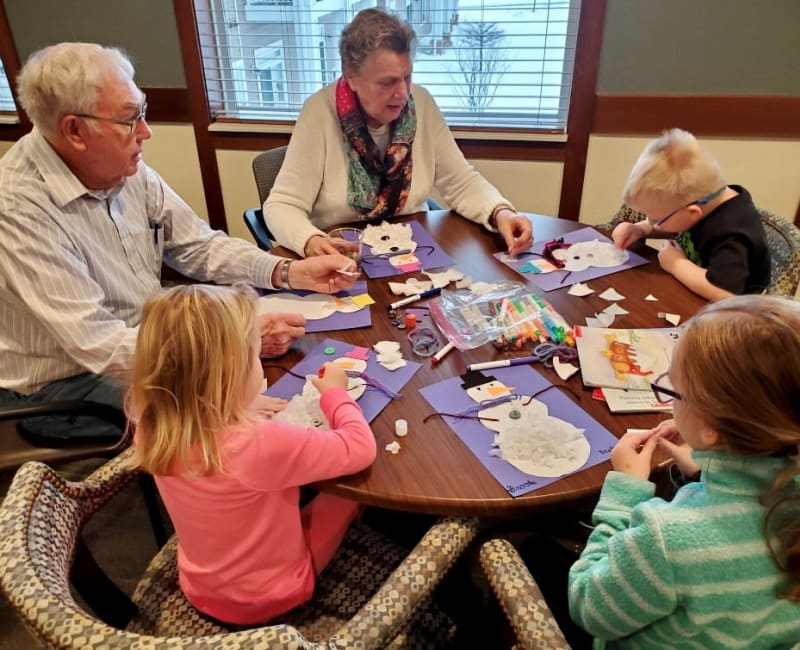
{"left": 192, "top": 0, "right": 583, "bottom": 134}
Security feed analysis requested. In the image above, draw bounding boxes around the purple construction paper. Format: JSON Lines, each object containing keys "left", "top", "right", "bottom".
{"left": 494, "top": 227, "right": 649, "bottom": 292}
{"left": 265, "top": 337, "right": 421, "bottom": 423}
{"left": 258, "top": 281, "right": 372, "bottom": 333}
{"left": 419, "top": 365, "right": 618, "bottom": 497}
{"left": 361, "top": 221, "right": 455, "bottom": 278}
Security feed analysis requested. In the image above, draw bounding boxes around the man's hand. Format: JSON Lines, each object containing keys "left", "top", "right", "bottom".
{"left": 259, "top": 311, "right": 306, "bottom": 358}
{"left": 494, "top": 209, "right": 533, "bottom": 256}
{"left": 290, "top": 254, "right": 358, "bottom": 294}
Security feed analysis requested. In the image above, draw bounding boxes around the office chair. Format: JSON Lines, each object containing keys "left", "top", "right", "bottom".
{"left": 243, "top": 145, "right": 287, "bottom": 251}
{"left": 0, "top": 448, "right": 478, "bottom": 648}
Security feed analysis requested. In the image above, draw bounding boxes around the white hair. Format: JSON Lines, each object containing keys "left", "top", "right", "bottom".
{"left": 16, "top": 42, "right": 135, "bottom": 134}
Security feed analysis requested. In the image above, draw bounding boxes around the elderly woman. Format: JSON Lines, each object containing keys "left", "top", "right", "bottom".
{"left": 263, "top": 8, "right": 533, "bottom": 258}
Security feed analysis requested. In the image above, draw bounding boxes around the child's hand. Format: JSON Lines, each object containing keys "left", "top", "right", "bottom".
{"left": 657, "top": 435, "right": 701, "bottom": 478}
{"left": 310, "top": 362, "right": 348, "bottom": 393}
{"left": 250, "top": 394, "right": 288, "bottom": 417}
{"left": 611, "top": 430, "right": 659, "bottom": 480}
{"left": 612, "top": 222, "right": 644, "bottom": 249}
{"left": 657, "top": 240, "right": 687, "bottom": 273}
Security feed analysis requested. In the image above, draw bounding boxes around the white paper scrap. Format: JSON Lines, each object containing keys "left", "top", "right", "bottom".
{"left": 553, "top": 357, "right": 579, "bottom": 381}
{"left": 424, "top": 268, "right": 464, "bottom": 289}
{"left": 599, "top": 287, "right": 626, "bottom": 301}
{"left": 384, "top": 441, "right": 401, "bottom": 454}
{"left": 585, "top": 316, "right": 604, "bottom": 328}
{"left": 568, "top": 282, "right": 594, "bottom": 297}
{"left": 595, "top": 311, "right": 616, "bottom": 327}
{"left": 645, "top": 294, "right": 659, "bottom": 301}
{"left": 602, "top": 303, "right": 629, "bottom": 316}
{"left": 664, "top": 313, "right": 681, "bottom": 326}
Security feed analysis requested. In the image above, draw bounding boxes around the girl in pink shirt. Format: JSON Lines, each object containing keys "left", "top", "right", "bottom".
{"left": 128, "top": 283, "right": 376, "bottom": 625}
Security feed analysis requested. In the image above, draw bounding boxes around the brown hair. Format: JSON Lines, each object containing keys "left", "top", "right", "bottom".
{"left": 127, "top": 283, "right": 258, "bottom": 476}
{"left": 339, "top": 8, "right": 416, "bottom": 77}
{"left": 671, "top": 294, "right": 800, "bottom": 600}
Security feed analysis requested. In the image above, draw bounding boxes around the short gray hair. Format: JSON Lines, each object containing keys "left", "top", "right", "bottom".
{"left": 339, "top": 9, "right": 416, "bottom": 77}
{"left": 17, "top": 42, "right": 136, "bottom": 134}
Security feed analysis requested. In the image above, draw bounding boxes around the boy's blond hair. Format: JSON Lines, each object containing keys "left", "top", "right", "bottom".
{"left": 127, "top": 283, "right": 259, "bottom": 476}
{"left": 623, "top": 128, "right": 726, "bottom": 207}
{"left": 672, "top": 294, "right": 800, "bottom": 601}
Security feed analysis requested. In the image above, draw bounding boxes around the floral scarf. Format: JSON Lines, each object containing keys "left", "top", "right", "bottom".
{"left": 336, "top": 77, "right": 415, "bottom": 220}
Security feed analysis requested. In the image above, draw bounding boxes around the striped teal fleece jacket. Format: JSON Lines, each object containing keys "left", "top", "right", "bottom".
{"left": 568, "top": 450, "right": 800, "bottom": 649}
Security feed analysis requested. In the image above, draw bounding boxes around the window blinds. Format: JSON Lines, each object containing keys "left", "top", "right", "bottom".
{"left": 193, "top": 0, "right": 581, "bottom": 130}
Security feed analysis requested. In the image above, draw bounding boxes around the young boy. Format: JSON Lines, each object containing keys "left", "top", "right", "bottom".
{"left": 612, "top": 128, "right": 770, "bottom": 302}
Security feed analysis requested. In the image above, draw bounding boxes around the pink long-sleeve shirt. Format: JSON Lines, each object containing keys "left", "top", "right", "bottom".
{"left": 152, "top": 387, "right": 376, "bottom": 624}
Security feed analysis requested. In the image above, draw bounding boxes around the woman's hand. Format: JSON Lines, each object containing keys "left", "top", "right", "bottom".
{"left": 304, "top": 234, "right": 342, "bottom": 257}
{"left": 289, "top": 254, "right": 358, "bottom": 293}
{"left": 310, "top": 362, "right": 348, "bottom": 393}
{"left": 610, "top": 429, "right": 659, "bottom": 480}
{"left": 494, "top": 208, "right": 533, "bottom": 256}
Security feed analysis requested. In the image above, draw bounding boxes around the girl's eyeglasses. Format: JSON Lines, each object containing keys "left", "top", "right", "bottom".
{"left": 650, "top": 372, "right": 682, "bottom": 404}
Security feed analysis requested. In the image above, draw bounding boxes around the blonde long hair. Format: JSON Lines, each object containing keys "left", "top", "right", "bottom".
{"left": 671, "top": 294, "right": 800, "bottom": 600}
{"left": 623, "top": 128, "right": 726, "bottom": 207}
{"left": 127, "top": 283, "right": 259, "bottom": 476}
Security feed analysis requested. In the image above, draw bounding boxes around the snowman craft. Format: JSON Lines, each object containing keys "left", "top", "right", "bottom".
{"left": 460, "top": 370, "right": 590, "bottom": 478}
{"left": 271, "top": 357, "right": 367, "bottom": 429}
{"left": 361, "top": 221, "right": 421, "bottom": 270}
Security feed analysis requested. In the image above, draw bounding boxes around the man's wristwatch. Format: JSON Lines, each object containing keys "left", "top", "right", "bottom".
{"left": 279, "top": 259, "right": 293, "bottom": 289}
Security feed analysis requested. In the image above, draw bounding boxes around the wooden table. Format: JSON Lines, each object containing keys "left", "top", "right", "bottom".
{"left": 264, "top": 211, "right": 707, "bottom": 517}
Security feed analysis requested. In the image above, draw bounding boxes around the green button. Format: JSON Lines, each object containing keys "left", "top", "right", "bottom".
{"left": 323, "top": 346, "right": 336, "bottom": 355}
{"left": 509, "top": 410, "right": 521, "bottom": 420}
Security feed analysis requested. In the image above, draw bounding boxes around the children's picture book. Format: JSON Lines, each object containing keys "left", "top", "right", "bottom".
{"left": 598, "top": 387, "right": 673, "bottom": 413}
{"left": 493, "top": 227, "right": 649, "bottom": 292}
{"left": 420, "top": 365, "right": 618, "bottom": 497}
{"left": 574, "top": 326, "right": 681, "bottom": 390}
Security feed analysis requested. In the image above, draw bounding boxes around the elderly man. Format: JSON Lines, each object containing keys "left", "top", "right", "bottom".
{"left": 0, "top": 42, "right": 355, "bottom": 438}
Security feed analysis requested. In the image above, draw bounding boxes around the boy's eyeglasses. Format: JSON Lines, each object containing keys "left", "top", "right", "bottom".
{"left": 650, "top": 372, "right": 683, "bottom": 404}
{"left": 649, "top": 186, "right": 726, "bottom": 229}
{"left": 74, "top": 102, "right": 148, "bottom": 137}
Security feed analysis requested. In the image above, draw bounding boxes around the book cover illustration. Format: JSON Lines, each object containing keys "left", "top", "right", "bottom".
{"left": 575, "top": 326, "right": 681, "bottom": 390}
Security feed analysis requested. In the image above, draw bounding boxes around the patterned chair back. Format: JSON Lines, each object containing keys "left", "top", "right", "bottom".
{"left": 0, "top": 448, "right": 477, "bottom": 649}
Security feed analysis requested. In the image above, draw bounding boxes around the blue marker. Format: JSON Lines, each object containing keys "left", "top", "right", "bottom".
{"left": 387, "top": 287, "right": 442, "bottom": 311}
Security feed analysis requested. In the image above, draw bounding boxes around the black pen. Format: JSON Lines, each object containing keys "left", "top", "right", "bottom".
{"left": 151, "top": 222, "right": 163, "bottom": 245}
{"left": 386, "top": 287, "right": 442, "bottom": 311}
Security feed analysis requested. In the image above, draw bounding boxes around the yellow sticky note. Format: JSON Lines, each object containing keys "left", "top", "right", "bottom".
{"left": 350, "top": 293, "right": 375, "bottom": 308}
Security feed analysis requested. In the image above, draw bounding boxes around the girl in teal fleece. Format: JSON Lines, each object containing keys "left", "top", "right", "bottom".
{"left": 568, "top": 294, "right": 800, "bottom": 649}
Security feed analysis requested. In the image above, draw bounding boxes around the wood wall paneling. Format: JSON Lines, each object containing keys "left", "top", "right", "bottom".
{"left": 594, "top": 95, "right": 800, "bottom": 138}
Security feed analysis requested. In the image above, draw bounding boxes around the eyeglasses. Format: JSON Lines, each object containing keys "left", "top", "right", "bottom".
{"left": 649, "top": 186, "right": 726, "bottom": 229}
{"left": 650, "top": 372, "right": 682, "bottom": 404}
{"left": 74, "top": 102, "right": 148, "bottom": 137}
